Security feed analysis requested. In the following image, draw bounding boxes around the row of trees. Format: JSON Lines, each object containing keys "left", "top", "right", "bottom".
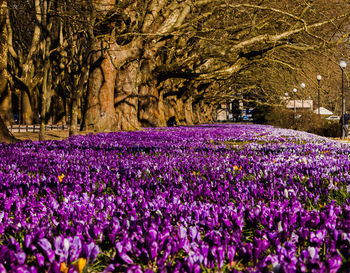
{"left": 0, "top": 0, "right": 349, "bottom": 143}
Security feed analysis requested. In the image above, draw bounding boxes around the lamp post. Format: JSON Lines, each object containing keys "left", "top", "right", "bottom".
{"left": 300, "top": 83, "right": 306, "bottom": 111}
{"left": 317, "top": 75, "right": 322, "bottom": 116}
{"left": 284, "top": 92, "right": 289, "bottom": 103}
{"left": 293, "top": 88, "right": 297, "bottom": 116}
{"left": 340, "top": 60, "right": 347, "bottom": 139}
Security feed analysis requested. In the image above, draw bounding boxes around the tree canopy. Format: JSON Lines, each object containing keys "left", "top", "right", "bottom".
{"left": 0, "top": 0, "right": 349, "bottom": 141}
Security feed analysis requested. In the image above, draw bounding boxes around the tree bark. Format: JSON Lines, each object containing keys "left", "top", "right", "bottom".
{"left": 39, "top": 0, "right": 52, "bottom": 141}
{"left": 7, "top": 0, "right": 42, "bottom": 125}
{"left": 83, "top": 37, "right": 143, "bottom": 131}
{"left": 0, "top": 0, "right": 17, "bottom": 143}
{"left": 114, "top": 60, "right": 141, "bottom": 130}
{"left": 21, "top": 91, "right": 33, "bottom": 124}
{"left": 0, "top": 0, "right": 12, "bottom": 125}
{"left": 69, "top": 42, "right": 91, "bottom": 136}
{"left": 0, "top": 116, "right": 18, "bottom": 143}
{"left": 83, "top": 42, "right": 118, "bottom": 131}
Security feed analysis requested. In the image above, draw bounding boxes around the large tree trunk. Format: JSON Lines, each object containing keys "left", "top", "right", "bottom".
{"left": 83, "top": 38, "right": 143, "bottom": 131}
{"left": 83, "top": 0, "right": 193, "bottom": 132}
{"left": 0, "top": 0, "right": 12, "bottom": 125}
{"left": 0, "top": 116, "right": 18, "bottom": 144}
{"left": 114, "top": 61, "right": 141, "bottom": 130}
{"left": 0, "top": 0, "right": 17, "bottom": 143}
{"left": 138, "top": 58, "right": 166, "bottom": 127}
{"left": 83, "top": 42, "right": 118, "bottom": 132}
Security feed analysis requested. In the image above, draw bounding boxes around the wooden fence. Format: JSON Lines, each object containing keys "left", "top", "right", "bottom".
{"left": 7, "top": 124, "right": 70, "bottom": 133}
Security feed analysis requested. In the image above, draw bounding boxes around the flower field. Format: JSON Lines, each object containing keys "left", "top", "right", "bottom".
{"left": 0, "top": 124, "right": 349, "bottom": 273}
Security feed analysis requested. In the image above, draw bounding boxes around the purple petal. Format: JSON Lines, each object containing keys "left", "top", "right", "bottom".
{"left": 86, "top": 242, "right": 100, "bottom": 261}
{"left": 24, "top": 235, "right": 32, "bottom": 249}
{"left": 327, "top": 252, "right": 342, "bottom": 273}
{"left": 119, "top": 252, "right": 134, "bottom": 264}
{"left": 14, "top": 252, "right": 26, "bottom": 264}
{"left": 227, "top": 245, "right": 236, "bottom": 263}
{"left": 150, "top": 241, "right": 158, "bottom": 260}
{"left": 35, "top": 253, "right": 45, "bottom": 267}
{"left": 0, "top": 263, "right": 6, "bottom": 273}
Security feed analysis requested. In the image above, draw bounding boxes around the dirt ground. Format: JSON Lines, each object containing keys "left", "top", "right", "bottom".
{"left": 12, "top": 130, "right": 94, "bottom": 142}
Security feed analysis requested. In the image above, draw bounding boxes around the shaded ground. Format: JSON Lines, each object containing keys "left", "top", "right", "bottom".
{"left": 12, "top": 130, "right": 94, "bottom": 141}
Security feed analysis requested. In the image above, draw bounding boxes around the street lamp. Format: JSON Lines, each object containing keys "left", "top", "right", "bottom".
{"left": 293, "top": 88, "right": 297, "bottom": 115}
{"left": 300, "top": 83, "right": 306, "bottom": 110}
{"left": 340, "top": 60, "right": 347, "bottom": 138}
{"left": 284, "top": 92, "right": 289, "bottom": 103}
{"left": 317, "top": 75, "right": 322, "bottom": 116}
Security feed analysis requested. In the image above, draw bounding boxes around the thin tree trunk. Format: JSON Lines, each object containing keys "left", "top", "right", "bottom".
{"left": 39, "top": 0, "right": 52, "bottom": 141}
{"left": 39, "top": 65, "right": 49, "bottom": 141}
{"left": 22, "top": 90, "right": 33, "bottom": 124}
{"left": 69, "top": 93, "right": 78, "bottom": 136}
{"left": 69, "top": 56, "right": 90, "bottom": 136}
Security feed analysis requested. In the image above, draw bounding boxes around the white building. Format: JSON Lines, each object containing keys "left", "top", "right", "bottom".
{"left": 313, "top": 107, "right": 333, "bottom": 115}
{"left": 286, "top": 100, "right": 313, "bottom": 110}
{"left": 216, "top": 108, "right": 227, "bottom": 121}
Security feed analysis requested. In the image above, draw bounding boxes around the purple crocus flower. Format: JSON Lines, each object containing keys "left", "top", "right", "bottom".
{"left": 116, "top": 241, "right": 134, "bottom": 264}
{"left": 0, "top": 264, "right": 6, "bottom": 273}
{"left": 149, "top": 241, "right": 158, "bottom": 261}
{"left": 24, "top": 235, "right": 32, "bottom": 249}
{"left": 85, "top": 242, "right": 100, "bottom": 262}
{"left": 69, "top": 236, "right": 82, "bottom": 262}
{"left": 307, "top": 246, "right": 319, "bottom": 260}
{"left": 54, "top": 236, "right": 69, "bottom": 263}
{"left": 126, "top": 264, "right": 143, "bottom": 273}
{"left": 34, "top": 252, "right": 45, "bottom": 267}
{"left": 103, "top": 264, "right": 115, "bottom": 273}
{"left": 310, "top": 229, "right": 326, "bottom": 245}
{"left": 227, "top": 245, "right": 236, "bottom": 263}
{"left": 327, "top": 252, "right": 342, "bottom": 273}
{"left": 14, "top": 252, "right": 26, "bottom": 265}
{"left": 37, "top": 238, "right": 55, "bottom": 263}
{"left": 216, "top": 246, "right": 225, "bottom": 269}
{"left": 201, "top": 244, "right": 209, "bottom": 267}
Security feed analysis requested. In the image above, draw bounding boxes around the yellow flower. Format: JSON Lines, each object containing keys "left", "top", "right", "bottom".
{"left": 234, "top": 165, "right": 242, "bottom": 171}
{"left": 72, "top": 258, "right": 87, "bottom": 273}
{"left": 60, "top": 262, "right": 69, "bottom": 273}
{"left": 58, "top": 173, "right": 65, "bottom": 182}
